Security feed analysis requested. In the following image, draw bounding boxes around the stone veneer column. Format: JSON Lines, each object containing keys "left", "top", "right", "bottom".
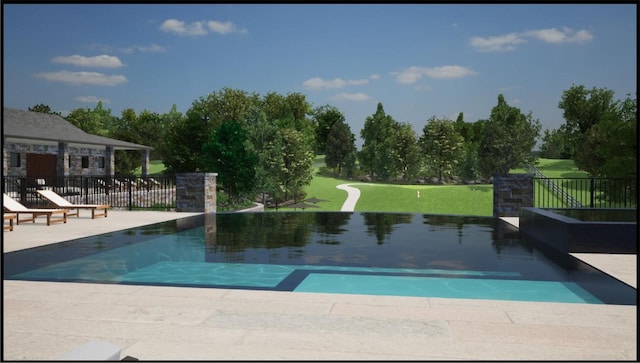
{"left": 176, "top": 173, "right": 217, "bottom": 213}
{"left": 105, "top": 146, "right": 114, "bottom": 179}
{"left": 493, "top": 173, "right": 534, "bottom": 218}
{"left": 141, "top": 149, "right": 149, "bottom": 177}
{"left": 57, "top": 142, "right": 69, "bottom": 177}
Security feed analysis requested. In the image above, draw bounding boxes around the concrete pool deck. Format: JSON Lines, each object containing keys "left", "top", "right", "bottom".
{"left": 2, "top": 210, "right": 637, "bottom": 360}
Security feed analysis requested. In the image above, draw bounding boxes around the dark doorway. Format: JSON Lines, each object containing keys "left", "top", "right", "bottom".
{"left": 26, "top": 153, "right": 56, "bottom": 186}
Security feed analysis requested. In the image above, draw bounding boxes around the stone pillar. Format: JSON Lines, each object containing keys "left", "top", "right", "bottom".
{"left": 141, "top": 149, "right": 150, "bottom": 177}
{"left": 105, "top": 146, "right": 114, "bottom": 179}
{"left": 57, "top": 142, "right": 69, "bottom": 177}
{"left": 176, "top": 173, "right": 217, "bottom": 213}
{"left": 493, "top": 174, "right": 534, "bottom": 218}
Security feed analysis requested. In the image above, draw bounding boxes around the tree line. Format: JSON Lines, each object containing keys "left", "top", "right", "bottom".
{"left": 28, "top": 84, "right": 636, "bottom": 209}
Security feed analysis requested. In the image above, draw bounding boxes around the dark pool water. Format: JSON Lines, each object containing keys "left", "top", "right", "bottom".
{"left": 3, "top": 212, "right": 636, "bottom": 305}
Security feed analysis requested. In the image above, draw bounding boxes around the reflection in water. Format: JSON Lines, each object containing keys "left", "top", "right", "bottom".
{"left": 195, "top": 212, "right": 544, "bottom": 271}
{"left": 362, "top": 212, "right": 413, "bottom": 244}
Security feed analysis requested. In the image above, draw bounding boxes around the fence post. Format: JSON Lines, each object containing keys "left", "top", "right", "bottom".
{"left": 128, "top": 178, "right": 133, "bottom": 211}
{"left": 589, "top": 178, "right": 594, "bottom": 208}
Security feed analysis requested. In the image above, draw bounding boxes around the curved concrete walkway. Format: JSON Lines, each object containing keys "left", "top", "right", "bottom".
{"left": 336, "top": 184, "right": 361, "bottom": 211}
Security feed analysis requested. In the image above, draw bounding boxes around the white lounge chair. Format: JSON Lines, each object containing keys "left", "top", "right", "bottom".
{"left": 3, "top": 193, "right": 68, "bottom": 225}
{"left": 36, "top": 189, "right": 109, "bottom": 218}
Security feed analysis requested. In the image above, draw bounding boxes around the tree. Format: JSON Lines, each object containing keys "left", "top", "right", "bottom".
{"left": 202, "top": 119, "right": 257, "bottom": 201}
{"left": 277, "top": 128, "right": 314, "bottom": 201}
{"left": 204, "top": 87, "right": 260, "bottom": 129}
{"left": 359, "top": 102, "right": 399, "bottom": 181}
{"left": 558, "top": 85, "right": 626, "bottom": 175}
{"left": 162, "top": 104, "right": 212, "bottom": 173}
{"left": 420, "top": 117, "right": 464, "bottom": 182}
{"left": 244, "top": 106, "right": 284, "bottom": 205}
{"left": 325, "top": 118, "right": 357, "bottom": 176}
{"left": 313, "top": 105, "right": 345, "bottom": 154}
{"left": 28, "top": 103, "right": 61, "bottom": 116}
{"left": 478, "top": 94, "right": 541, "bottom": 178}
{"left": 65, "top": 101, "right": 113, "bottom": 136}
{"left": 538, "top": 125, "right": 572, "bottom": 159}
{"left": 110, "top": 108, "right": 141, "bottom": 175}
{"left": 393, "top": 122, "right": 421, "bottom": 183}
{"left": 587, "top": 94, "right": 637, "bottom": 178}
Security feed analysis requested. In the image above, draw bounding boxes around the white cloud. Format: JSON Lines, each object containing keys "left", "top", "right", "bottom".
{"left": 161, "top": 19, "right": 206, "bottom": 36}
{"left": 207, "top": 20, "right": 247, "bottom": 34}
{"left": 89, "top": 43, "right": 166, "bottom": 54}
{"left": 525, "top": 27, "right": 593, "bottom": 43}
{"left": 52, "top": 54, "right": 124, "bottom": 68}
{"left": 303, "top": 75, "right": 378, "bottom": 90}
{"left": 75, "top": 95, "right": 110, "bottom": 104}
{"left": 470, "top": 33, "right": 526, "bottom": 52}
{"left": 393, "top": 65, "right": 477, "bottom": 84}
{"left": 34, "top": 71, "right": 127, "bottom": 86}
{"left": 471, "top": 27, "right": 593, "bottom": 52}
{"left": 328, "top": 93, "right": 372, "bottom": 102}
{"left": 161, "top": 19, "right": 246, "bottom": 36}
{"left": 133, "top": 44, "right": 166, "bottom": 53}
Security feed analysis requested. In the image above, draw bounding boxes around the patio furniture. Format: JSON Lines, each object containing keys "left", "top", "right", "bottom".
{"left": 36, "top": 189, "right": 109, "bottom": 219}
{"left": 3, "top": 194, "right": 68, "bottom": 225}
{"left": 4, "top": 213, "right": 16, "bottom": 231}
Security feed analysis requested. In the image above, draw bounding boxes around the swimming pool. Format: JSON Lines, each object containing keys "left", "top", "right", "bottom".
{"left": 3, "top": 212, "right": 636, "bottom": 305}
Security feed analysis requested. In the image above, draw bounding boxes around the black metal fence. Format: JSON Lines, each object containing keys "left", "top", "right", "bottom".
{"left": 534, "top": 177, "right": 637, "bottom": 209}
{"left": 3, "top": 175, "right": 177, "bottom": 210}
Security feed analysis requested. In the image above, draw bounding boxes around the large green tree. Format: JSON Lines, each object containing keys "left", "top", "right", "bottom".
{"left": 538, "top": 125, "right": 572, "bottom": 159}
{"left": 65, "top": 101, "right": 113, "bottom": 136}
{"left": 277, "top": 128, "right": 314, "bottom": 201}
{"left": 325, "top": 118, "right": 357, "bottom": 176}
{"left": 313, "top": 105, "right": 345, "bottom": 155}
{"left": 202, "top": 119, "right": 257, "bottom": 201}
{"left": 420, "top": 117, "right": 464, "bottom": 182}
{"left": 478, "top": 94, "right": 541, "bottom": 178}
{"left": 393, "top": 122, "right": 422, "bottom": 183}
{"left": 244, "top": 106, "right": 284, "bottom": 205}
{"left": 583, "top": 94, "right": 637, "bottom": 178}
{"left": 359, "top": 102, "right": 399, "bottom": 181}
{"left": 162, "top": 104, "right": 212, "bottom": 173}
{"left": 558, "top": 85, "right": 626, "bottom": 175}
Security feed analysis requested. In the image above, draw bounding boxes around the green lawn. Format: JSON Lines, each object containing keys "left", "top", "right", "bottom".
{"left": 134, "top": 160, "right": 167, "bottom": 176}
{"left": 511, "top": 158, "right": 589, "bottom": 178}
{"left": 140, "top": 157, "right": 601, "bottom": 214}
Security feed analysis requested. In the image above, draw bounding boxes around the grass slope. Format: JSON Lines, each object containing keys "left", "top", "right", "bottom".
{"left": 140, "top": 157, "right": 593, "bottom": 215}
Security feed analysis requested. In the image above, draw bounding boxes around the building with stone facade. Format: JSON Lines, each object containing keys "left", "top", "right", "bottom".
{"left": 3, "top": 107, "right": 153, "bottom": 187}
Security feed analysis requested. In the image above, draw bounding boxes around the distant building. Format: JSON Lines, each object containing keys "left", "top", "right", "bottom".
{"left": 3, "top": 107, "right": 153, "bottom": 185}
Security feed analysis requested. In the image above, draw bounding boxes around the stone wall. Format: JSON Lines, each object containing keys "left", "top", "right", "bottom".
{"left": 493, "top": 174, "right": 534, "bottom": 218}
{"left": 3, "top": 141, "right": 107, "bottom": 177}
{"left": 176, "top": 173, "right": 218, "bottom": 213}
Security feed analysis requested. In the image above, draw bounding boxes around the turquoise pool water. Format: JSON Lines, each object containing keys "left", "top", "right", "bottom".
{"left": 3, "top": 212, "right": 636, "bottom": 305}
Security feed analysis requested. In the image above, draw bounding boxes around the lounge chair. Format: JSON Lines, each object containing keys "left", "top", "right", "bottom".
{"left": 36, "top": 189, "right": 109, "bottom": 219}
{"left": 3, "top": 194, "right": 68, "bottom": 225}
{"left": 4, "top": 213, "right": 16, "bottom": 231}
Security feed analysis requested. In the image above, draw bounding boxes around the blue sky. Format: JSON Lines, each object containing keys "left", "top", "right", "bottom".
{"left": 3, "top": 4, "right": 637, "bottom": 147}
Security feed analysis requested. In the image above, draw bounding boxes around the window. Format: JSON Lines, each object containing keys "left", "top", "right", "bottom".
{"left": 82, "top": 156, "right": 89, "bottom": 168}
{"left": 98, "top": 157, "right": 106, "bottom": 168}
{"left": 9, "top": 152, "right": 20, "bottom": 167}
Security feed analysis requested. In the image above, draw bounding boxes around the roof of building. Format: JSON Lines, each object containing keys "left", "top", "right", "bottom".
{"left": 2, "top": 107, "right": 152, "bottom": 151}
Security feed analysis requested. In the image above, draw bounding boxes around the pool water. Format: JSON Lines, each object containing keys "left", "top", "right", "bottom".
{"left": 3, "top": 212, "right": 636, "bottom": 305}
